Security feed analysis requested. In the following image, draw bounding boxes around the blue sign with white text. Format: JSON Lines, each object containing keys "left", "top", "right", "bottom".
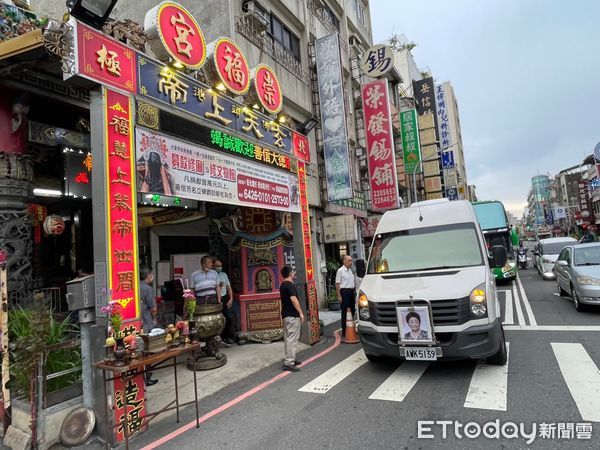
{"left": 442, "top": 151, "right": 455, "bottom": 169}
{"left": 445, "top": 187, "right": 458, "bottom": 200}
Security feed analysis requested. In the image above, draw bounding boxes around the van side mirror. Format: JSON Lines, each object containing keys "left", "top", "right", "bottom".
{"left": 355, "top": 259, "right": 366, "bottom": 278}
{"left": 491, "top": 245, "right": 507, "bottom": 268}
{"left": 555, "top": 260, "right": 568, "bottom": 267}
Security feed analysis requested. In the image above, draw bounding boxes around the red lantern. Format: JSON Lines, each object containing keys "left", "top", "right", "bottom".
{"left": 43, "top": 215, "right": 65, "bottom": 236}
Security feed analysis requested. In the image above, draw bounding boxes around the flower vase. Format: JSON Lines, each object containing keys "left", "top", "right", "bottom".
{"left": 189, "top": 320, "right": 198, "bottom": 342}
{"left": 113, "top": 337, "right": 127, "bottom": 365}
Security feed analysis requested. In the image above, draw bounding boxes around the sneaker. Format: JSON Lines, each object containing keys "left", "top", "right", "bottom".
{"left": 223, "top": 338, "right": 235, "bottom": 345}
{"left": 282, "top": 364, "right": 301, "bottom": 372}
{"left": 145, "top": 378, "right": 158, "bottom": 386}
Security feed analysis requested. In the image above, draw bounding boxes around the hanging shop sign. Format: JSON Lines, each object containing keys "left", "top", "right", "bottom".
{"left": 298, "top": 161, "right": 319, "bottom": 344}
{"left": 292, "top": 131, "right": 310, "bottom": 163}
{"left": 359, "top": 215, "right": 383, "bottom": 238}
{"left": 412, "top": 77, "right": 439, "bottom": 129}
{"left": 360, "top": 44, "right": 394, "bottom": 78}
{"left": 136, "top": 128, "right": 300, "bottom": 213}
{"left": 361, "top": 79, "right": 400, "bottom": 211}
{"left": 43, "top": 215, "right": 65, "bottom": 236}
{"left": 322, "top": 215, "right": 357, "bottom": 243}
{"left": 205, "top": 37, "right": 250, "bottom": 95}
{"left": 136, "top": 56, "right": 293, "bottom": 154}
{"left": 315, "top": 33, "right": 353, "bottom": 201}
{"left": 144, "top": 1, "right": 207, "bottom": 70}
{"left": 425, "top": 176, "right": 442, "bottom": 193}
{"left": 74, "top": 23, "right": 137, "bottom": 93}
{"left": 65, "top": 150, "right": 93, "bottom": 198}
{"left": 247, "top": 64, "right": 283, "bottom": 114}
{"left": 400, "top": 109, "right": 422, "bottom": 174}
{"left": 326, "top": 192, "right": 368, "bottom": 218}
{"left": 441, "top": 150, "right": 455, "bottom": 169}
{"left": 104, "top": 89, "right": 140, "bottom": 320}
{"left": 436, "top": 83, "right": 452, "bottom": 149}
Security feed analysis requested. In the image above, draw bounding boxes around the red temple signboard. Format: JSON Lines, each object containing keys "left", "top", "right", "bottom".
{"left": 77, "top": 24, "right": 137, "bottom": 94}
{"left": 298, "top": 161, "right": 319, "bottom": 343}
{"left": 104, "top": 88, "right": 140, "bottom": 321}
{"left": 292, "top": 131, "right": 310, "bottom": 163}
{"left": 145, "top": 1, "right": 207, "bottom": 70}
{"left": 250, "top": 64, "right": 283, "bottom": 114}
{"left": 208, "top": 37, "right": 250, "bottom": 95}
{"left": 103, "top": 88, "right": 146, "bottom": 442}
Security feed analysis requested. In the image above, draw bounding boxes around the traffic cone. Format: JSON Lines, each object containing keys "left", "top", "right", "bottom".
{"left": 342, "top": 307, "right": 360, "bottom": 344}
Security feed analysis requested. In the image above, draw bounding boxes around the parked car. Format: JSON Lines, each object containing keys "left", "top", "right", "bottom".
{"left": 534, "top": 237, "right": 577, "bottom": 279}
{"left": 554, "top": 243, "right": 600, "bottom": 311}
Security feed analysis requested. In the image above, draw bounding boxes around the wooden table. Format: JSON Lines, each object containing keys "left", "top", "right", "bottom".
{"left": 93, "top": 342, "right": 203, "bottom": 449}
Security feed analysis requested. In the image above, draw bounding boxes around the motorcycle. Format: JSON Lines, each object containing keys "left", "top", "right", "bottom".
{"left": 516, "top": 248, "right": 528, "bottom": 269}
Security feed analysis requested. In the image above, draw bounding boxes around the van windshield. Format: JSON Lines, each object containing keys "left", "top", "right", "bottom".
{"left": 368, "top": 223, "right": 484, "bottom": 274}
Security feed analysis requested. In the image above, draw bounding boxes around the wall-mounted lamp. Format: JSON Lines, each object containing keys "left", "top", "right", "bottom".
{"left": 66, "top": 0, "right": 119, "bottom": 29}
{"left": 297, "top": 117, "right": 318, "bottom": 135}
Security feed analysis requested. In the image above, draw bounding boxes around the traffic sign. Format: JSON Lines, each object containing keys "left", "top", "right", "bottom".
{"left": 442, "top": 151, "right": 455, "bottom": 169}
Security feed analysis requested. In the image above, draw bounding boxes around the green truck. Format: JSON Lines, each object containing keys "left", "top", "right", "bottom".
{"left": 472, "top": 201, "right": 518, "bottom": 281}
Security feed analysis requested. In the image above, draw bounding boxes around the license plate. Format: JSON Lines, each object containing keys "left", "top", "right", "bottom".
{"left": 404, "top": 347, "right": 438, "bottom": 361}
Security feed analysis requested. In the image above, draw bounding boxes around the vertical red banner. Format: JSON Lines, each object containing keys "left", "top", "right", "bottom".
{"left": 104, "top": 88, "right": 140, "bottom": 321}
{"left": 103, "top": 88, "right": 146, "bottom": 442}
{"left": 298, "top": 161, "right": 319, "bottom": 343}
{"left": 361, "top": 78, "right": 400, "bottom": 211}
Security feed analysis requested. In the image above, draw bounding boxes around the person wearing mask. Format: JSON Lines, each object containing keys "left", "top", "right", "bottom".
{"left": 139, "top": 267, "right": 158, "bottom": 386}
{"left": 336, "top": 255, "right": 357, "bottom": 338}
{"left": 280, "top": 266, "right": 304, "bottom": 372}
{"left": 190, "top": 256, "right": 221, "bottom": 305}
{"left": 214, "top": 258, "right": 235, "bottom": 345}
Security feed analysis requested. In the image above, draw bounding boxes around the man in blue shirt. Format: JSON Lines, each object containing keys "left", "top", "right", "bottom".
{"left": 190, "top": 256, "right": 221, "bottom": 304}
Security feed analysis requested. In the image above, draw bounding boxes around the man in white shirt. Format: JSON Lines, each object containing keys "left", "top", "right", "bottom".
{"left": 335, "top": 255, "right": 357, "bottom": 338}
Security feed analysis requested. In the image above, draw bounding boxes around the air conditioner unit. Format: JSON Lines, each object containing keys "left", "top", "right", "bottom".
{"left": 349, "top": 34, "right": 362, "bottom": 48}
{"left": 241, "top": 0, "right": 269, "bottom": 32}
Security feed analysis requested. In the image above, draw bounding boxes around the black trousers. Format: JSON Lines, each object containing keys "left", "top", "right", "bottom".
{"left": 340, "top": 288, "right": 356, "bottom": 337}
{"left": 221, "top": 295, "right": 235, "bottom": 340}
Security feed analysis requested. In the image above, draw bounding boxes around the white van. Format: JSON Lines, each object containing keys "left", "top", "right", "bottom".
{"left": 357, "top": 199, "right": 508, "bottom": 365}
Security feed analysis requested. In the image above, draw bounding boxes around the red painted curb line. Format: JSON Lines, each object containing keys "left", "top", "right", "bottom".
{"left": 140, "top": 331, "right": 342, "bottom": 449}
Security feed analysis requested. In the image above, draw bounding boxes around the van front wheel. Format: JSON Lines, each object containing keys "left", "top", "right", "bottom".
{"left": 487, "top": 328, "right": 507, "bottom": 365}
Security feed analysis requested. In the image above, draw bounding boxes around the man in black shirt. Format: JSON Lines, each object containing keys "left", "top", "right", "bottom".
{"left": 280, "top": 266, "right": 304, "bottom": 372}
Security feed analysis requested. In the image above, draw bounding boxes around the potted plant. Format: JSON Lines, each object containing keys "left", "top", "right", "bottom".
{"left": 100, "top": 302, "right": 126, "bottom": 364}
{"left": 327, "top": 290, "right": 340, "bottom": 311}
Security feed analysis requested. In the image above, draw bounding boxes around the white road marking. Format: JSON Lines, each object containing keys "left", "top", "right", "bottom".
{"left": 464, "top": 342, "right": 510, "bottom": 411}
{"left": 552, "top": 343, "right": 600, "bottom": 422}
{"left": 503, "top": 290, "right": 514, "bottom": 325}
{"left": 368, "top": 362, "right": 429, "bottom": 402}
{"left": 504, "top": 325, "right": 600, "bottom": 331}
{"left": 298, "top": 350, "right": 368, "bottom": 394}
{"left": 517, "top": 275, "right": 537, "bottom": 325}
{"left": 512, "top": 284, "right": 526, "bottom": 326}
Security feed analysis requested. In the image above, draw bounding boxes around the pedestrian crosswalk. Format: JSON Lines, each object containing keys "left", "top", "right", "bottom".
{"left": 298, "top": 343, "right": 600, "bottom": 422}
{"left": 498, "top": 276, "right": 537, "bottom": 326}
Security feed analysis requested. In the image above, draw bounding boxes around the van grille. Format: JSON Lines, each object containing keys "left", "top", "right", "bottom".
{"left": 369, "top": 297, "right": 471, "bottom": 327}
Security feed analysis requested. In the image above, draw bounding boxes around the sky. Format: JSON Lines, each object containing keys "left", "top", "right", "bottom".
{"left": 370, "top": 0, "right": 600, "bottom": 216}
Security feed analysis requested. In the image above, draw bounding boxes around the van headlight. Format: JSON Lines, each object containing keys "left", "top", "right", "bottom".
{"left": 357, "top": 291, "right": 370, "bottom": 320}
{"left": 469, "top": 283, "right": 488, "bottom": 318}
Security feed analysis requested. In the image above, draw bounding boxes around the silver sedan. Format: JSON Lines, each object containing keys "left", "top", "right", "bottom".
{"left": 554, "top": 243, "right": 600, "bottom": 311}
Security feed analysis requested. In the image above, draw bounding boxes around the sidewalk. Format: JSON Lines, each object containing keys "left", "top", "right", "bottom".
{"left": 145, "top": 339, "right": 309, "bottom": 424}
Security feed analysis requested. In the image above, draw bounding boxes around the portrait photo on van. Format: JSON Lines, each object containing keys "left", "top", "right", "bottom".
{"left": 398, "top": 306, "right": 434, "bottom": 344}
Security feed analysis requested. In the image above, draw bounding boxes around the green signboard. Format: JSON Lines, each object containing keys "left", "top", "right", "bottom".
{"left": 400, "top": 109, "right": 422, "bottom": 173}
